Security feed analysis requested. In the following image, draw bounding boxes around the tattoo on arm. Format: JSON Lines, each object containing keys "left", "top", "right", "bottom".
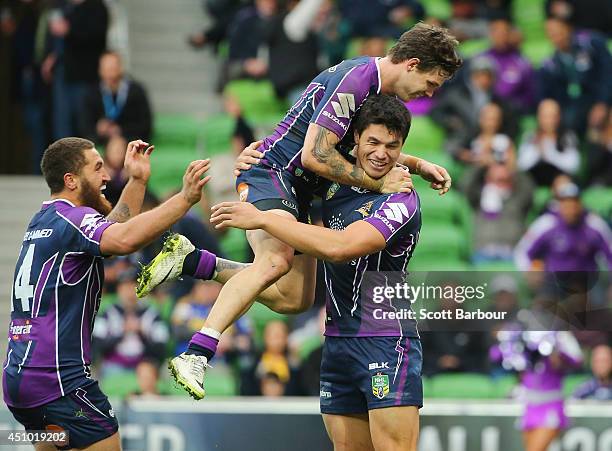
{"left": 107, "top": 203, "right": 131, "bottom": 223}
{"left": 311, "top": 126, "right": 368, "bottom": 186}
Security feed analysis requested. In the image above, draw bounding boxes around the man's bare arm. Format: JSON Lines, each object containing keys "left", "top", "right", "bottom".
{"left": 301, "top": 124, "right": 411, "bottom": 193}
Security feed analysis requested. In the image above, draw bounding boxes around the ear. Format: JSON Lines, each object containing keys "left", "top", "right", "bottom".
{"left": 64, "top": 173, "right": 78, "bottom": 191}
{"left": 353, "top": 130, "right": 360, "bottom": 144}
{"left": 405, "top": 58, "right": 420, "bottom": 72}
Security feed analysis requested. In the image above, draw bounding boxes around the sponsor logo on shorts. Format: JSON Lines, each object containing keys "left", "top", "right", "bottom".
{"left": 320, "top": 390, "right": 332, "bottom": 399}
{"left": 237, "top": 183, "right": 249, "bottom": 202}
{"left": 281, "top": 199, "right": 298, "bottom": 212}
{"left": 109, "top": 409, "right": 115, "bottom": 418}
{"left": 368, "top": 362, "right": 389, "bottom": 371}
{"left": 10, "top": 320, "right": 32, "bottom": 341}
{"left": 74, "top": 409, "right": 88, "bottom": 419}
{"left": 372, "top": 372, "right": 390, "bottom": 399}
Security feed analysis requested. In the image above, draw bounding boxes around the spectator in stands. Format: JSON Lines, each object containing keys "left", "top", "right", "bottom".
{"left": 291, "top": 306, "right": 325, "bottom": 396}
{"left": 188, "top": 0, "right": 248, "bottom": 52}
{"left": 432, "top": 56, "right": 517, "bottom": 156}
{"left": 93, "top": 269, "right": 169, "bottom": 396}
{"left": 454, "top": 101, "right": 515, "bottom": 167}
{"left": 515, "top": 182, "right": 612, "bottom": 272}
{"left": 81, "top": 51, "right": 152, "bottom": 146}
{"left": 338, "top": 0, "right": 424, "bottom": 39}
{"left": 573, "top": 344, "right": 612, "bottom": 401}
{"left": 219, "top": 0, "right": 278, "bottom": 90}
{"left": 264, "top": 0, "right": 324, "bottom": 103}
{"left": 479, "top": 14, "right": 536, "bottom": 113}
{"left": 255, "top": 320, "right": 300, "bottom": 395}
{"left": 545, "top": 0, "right": 612, "bottom": 37}
{"left": 517, "top": 99, "right": 580, "bottom": 186}
{"left": 42, "top": 0, "right": 109, "bottom": 139}
{"left": 312, "top": 0, "right": 351, "bottom": 67}
{"left": 584, "top": 108, "right": 612, "bottom": 187}
{"left": 539, "top": 15, "right": 611, "bottom": 135}
{"left": 445, "top": 0, "right": 490, "bottom": 41}
{"left": 464, "top": 163, "right": 534, "bottom": 263}
{"left": 260, "top": 372, "right": 287, "bottom": 397}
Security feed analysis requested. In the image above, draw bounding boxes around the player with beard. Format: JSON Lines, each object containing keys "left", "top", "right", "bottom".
{"left": 3, "top": 137, "right": 210, "bottom": 451}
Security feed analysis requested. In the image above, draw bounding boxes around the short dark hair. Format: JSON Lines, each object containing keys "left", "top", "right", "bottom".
{"left": 354, "top": 95, "right": 412, "bottom": 143}
{"left": 41, "top": 137, "right": 94, "bottom": 193}
{"left": 388, "top": 22, "right": 463, "bottom": 78}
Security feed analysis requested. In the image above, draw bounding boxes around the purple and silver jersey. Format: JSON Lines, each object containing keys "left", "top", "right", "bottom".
{"left": 3, "top": 199, "right": 114, "bottom": 408}
{"left": 515, "top": 211, "right": 612, "bottom": 271}
{"left": 260, "top": 56, "right": 382, "bottom": 176}
{"left": 320, "top": 183, "right": 421, "bottom": 338}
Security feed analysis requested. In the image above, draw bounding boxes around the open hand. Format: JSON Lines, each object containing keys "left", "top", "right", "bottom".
{"left": 210, "top": 201, "right": 264, "bottom": 230}
{"left": 123, "top": 139, "right": 154, "bottom": 183}
{"left": 234, "top": 140, "right": 264, "bottom": 177}
{"left": 181, "top": 160, "right": 211, "bottom": 205}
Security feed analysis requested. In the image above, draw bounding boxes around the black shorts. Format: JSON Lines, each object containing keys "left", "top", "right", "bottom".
{"left": 320, "top": 336, "right": 423, "bottom": 414}
{"left": 236, "top": 164, "right": 315, "bottom": 223}
{"left": 8, "top": 380, "right": 118, "bottom": 450}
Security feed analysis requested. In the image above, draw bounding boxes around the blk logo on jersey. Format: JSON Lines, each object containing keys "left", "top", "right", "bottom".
{"left": 369, "top": 361, "right": 389, "bottom": 370}
{"left": 382, "top": 203, "right": 410, "bottom": 223}
{"left": 331, "top": 93, "right": 356, "bottom": 119}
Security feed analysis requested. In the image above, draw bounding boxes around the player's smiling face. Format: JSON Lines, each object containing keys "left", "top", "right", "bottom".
{"left": 354, "top": 124, "right": 404, "bottom": 178}
{"left": 76, "top": 148, "right": 112, "bottom": 215}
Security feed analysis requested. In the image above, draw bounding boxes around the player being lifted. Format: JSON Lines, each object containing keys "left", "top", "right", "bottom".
{"left": 152, "top": 95, "right": 424, "bottom": 450}
{"left": 137, "top": 23, "right": 462, "bottom": 399}
{"left": 3, "top": 138, "right": 210, "bottom": 451}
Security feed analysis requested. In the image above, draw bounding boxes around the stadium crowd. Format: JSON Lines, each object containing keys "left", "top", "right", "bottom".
{"left": 0, "top": 0, "right": 611, "bottom": 399}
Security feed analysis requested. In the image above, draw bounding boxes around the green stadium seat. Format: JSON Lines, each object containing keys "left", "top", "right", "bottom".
{"left": 491, "top": 374, "right": 519, "bottom": 398}
{"left": 148, "top": 148, "right": 197, "bottom": 197}
{"left": 405, "top": 116, "right": 446, "bottom": 154}
{"left": 154, "top": 114, "right": 203, "bottom": 148}
{"left": 513, "top": 0, "right": 547, "bottom": 42}
{"left": 429, "top": 373, "right": 495, "bottom": 398}
{"left": 458, "top": 39, "right": 489, "bottom": 58}
{"left": 472, "top": 260, "right": 517, "bottom": 272}
{"left": 219, "top": 228, "right": 249, "bottom": 263}
{"left": 202, "top": 114, "right": 235, "bottom": 157}
{"left": 582, "top": 187, "right": 612, "bottom": 221}
{"left": 224, "top": 80, "right": 287, "bottom": 119}
{"left": 411, "top": 223, "right": 468, "bottom": 265}
{"left": 100, "top": 372, "right": 140, "bottom": 398}
{"left": 521, "top": 40, "right": 554, "bottom": 65}
{"left": 422, "top": 0, "right": 452, "bottom": 20}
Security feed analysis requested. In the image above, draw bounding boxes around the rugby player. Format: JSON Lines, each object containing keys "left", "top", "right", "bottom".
{"left": 138, "top": 23, "right": 461, "bottom": 399}
{"left": 168, "top": 95, "right": 422, "bottom": 449}
{"left": 3, "top": 137, "right": 210, "bottom": 450}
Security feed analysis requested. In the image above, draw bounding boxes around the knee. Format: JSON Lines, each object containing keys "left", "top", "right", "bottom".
{"left": 255, "top": 252, "right": 293, "bottom": 285}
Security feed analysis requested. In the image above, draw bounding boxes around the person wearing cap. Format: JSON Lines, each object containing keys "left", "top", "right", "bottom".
{"left": 515, "top": 182, "right": 612, "bottom": 272}
{"left": 432, "top": 55, "right": 518, "bottom": 157}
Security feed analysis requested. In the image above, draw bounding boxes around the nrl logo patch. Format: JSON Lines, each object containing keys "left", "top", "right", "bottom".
{"left": 372, "top": 372, "right": 390, "bottom": 399}
{"left": 326, "top": 183, "right": 340, "bottom": 200}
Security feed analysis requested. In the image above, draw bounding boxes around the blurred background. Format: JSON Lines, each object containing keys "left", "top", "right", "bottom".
{"left": 0, "top": 0, "right": 610, "bottom": 450}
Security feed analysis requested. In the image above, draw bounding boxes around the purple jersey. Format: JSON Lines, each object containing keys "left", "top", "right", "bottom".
{"left": 260, "top": 56, "right": 382, "bottom": 176}
{"left": 320, "top": 182, "right": 421, "bottom": 338}
{"left": 515, "top": 211, "right": 612, "bottom": 271}
{"left": 3, "top": 199, "right": 114, "bottom": 408}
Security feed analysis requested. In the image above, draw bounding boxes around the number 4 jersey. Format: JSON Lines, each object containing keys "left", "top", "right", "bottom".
{"left": 3, "top": 199, "right": 114, "bottom": 408}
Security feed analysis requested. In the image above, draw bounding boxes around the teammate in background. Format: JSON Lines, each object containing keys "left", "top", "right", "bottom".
{"left": 3, "top": 137, "right": 210, "bottom": 451}
{"left": 212, "top": 95, "right": 422, "bottom": 450}
{"left": 138, "top": 23, "right": 462, "bottom": 399}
